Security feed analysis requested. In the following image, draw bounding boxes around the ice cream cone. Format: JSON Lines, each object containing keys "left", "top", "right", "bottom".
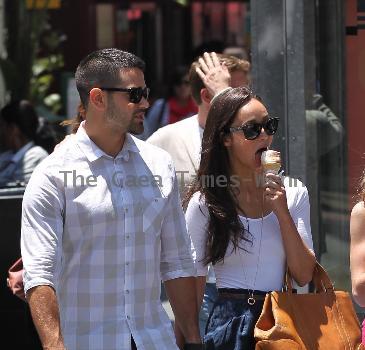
{"left": 261, "top": 150, "right": 281, "bottom": 175}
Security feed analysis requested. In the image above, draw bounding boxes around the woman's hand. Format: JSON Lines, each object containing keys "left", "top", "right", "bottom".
{"left": 264, "top": 173, "right": 289, "bottom": 218}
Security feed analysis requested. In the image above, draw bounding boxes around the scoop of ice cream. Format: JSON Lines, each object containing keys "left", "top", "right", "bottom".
{"left": 261, "top": 150, "right": 281, "bottom": 174}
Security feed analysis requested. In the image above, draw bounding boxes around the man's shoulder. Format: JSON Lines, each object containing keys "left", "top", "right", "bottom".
{"left": 23, "top": 145, "right": 49, "bottom": 161}
{"left": 147, "top": 115, "right": 198, "bottom": 142}
{"left": 131, "top": 134, "right": 173, "bottom": 162}
{"left": 147, "top": 115, "right": 199, "bottom": 138}
{"left": 31, "top": 137, "right": 80, "bottom": 172}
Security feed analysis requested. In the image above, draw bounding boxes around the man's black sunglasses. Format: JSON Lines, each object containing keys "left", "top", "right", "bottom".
{"left": 228, "top": 117, "right": 279, "bottom": 140}
{"left": 99, "top": 86, "right": 150, "bottom": 104}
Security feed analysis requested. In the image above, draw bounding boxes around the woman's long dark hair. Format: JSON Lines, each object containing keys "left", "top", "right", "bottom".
{"left": 184, "top": 86, "right": 257, "bottom": 265}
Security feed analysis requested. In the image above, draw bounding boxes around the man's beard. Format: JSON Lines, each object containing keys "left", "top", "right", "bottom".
{"left": 128, "top": 115, "right": 145, "bottom": 135}
{"left": 106, "top": 98, "right": 145, "bottom": 135}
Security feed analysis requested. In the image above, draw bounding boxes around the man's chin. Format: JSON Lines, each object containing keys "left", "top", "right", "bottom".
{"left": 128, "top": 125, "right": 144, "bottom": 135}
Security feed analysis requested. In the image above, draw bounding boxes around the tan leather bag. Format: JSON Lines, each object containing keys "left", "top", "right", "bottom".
{"left": 254, "top": 262, "right": 364, "bottom": 349}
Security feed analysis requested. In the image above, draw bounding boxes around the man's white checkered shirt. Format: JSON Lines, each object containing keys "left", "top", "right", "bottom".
{"left": 21, "top": 123, "right": 196, "bottom": 350}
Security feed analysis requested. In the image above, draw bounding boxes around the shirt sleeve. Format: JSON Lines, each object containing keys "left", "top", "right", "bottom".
{"left": 160, "top": 164, "right": 196, "bottom": 281}
{"left": 185, "top": 192, "right": 209, "bottom": 277}
{"left": 291, "top": 184, "right": 314, "bottom": 253}
{"left": 21, "top": 166, "right": 64, "bottom": 296}
{"left": 22, "top": 146, "right": 48, "bottom": 183}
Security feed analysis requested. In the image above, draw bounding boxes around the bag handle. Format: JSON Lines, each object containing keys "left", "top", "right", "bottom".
{"left": 284, "top": 261, "right": 334, "bottom": 293}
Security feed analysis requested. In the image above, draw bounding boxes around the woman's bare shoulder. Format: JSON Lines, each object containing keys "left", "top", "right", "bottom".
{"left": 351, "top": 201, "right": 365, "bottom": 218}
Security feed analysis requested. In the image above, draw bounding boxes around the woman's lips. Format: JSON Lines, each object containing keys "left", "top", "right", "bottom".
{"left": 255, "top": 148, "right": 267, "bottom": 167}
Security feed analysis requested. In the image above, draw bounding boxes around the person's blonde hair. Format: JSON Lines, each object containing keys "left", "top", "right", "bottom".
{"left": 60, "top": 102, "right": 85, "bottom": 134}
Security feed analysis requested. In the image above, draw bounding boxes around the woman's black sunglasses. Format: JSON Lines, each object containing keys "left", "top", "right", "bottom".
{"left": 99, "top": 86, "right": 150, "bottom": 104}
{"left": 228, "top": 117, "right": 279, "bottom": 140}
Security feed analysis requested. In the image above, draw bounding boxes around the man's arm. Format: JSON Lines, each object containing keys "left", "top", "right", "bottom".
{"left": 21, "top": 164, "right": 65, "bottom": 349}
{"left": 159, "top": 160, "right": 201, "bottom": 346}
{"left": 172, "top": 276, "right": 206, "bottom": 349}
{"left": 164, "top": 277, "right": 201, "bottom": 344}
{"left": 28, "top": 286, "right": 66, "bottom": 350}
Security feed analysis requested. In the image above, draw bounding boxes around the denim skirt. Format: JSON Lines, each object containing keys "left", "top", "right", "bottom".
{"left": 204, "top": 288, "right": 267, "bottom": 350}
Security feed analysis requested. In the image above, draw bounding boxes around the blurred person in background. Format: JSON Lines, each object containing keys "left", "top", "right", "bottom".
{"left": 147, "top": 53, "right": 250, "bottom": 195}
{"left": 141, "top": 65, "right": 198, "bottom": 139}
{"left": 0, "top": 100, "right": 49, "bottom": 187}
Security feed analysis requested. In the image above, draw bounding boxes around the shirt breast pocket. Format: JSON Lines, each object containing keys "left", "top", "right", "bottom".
{"left": 142, "top": 198, "right": 167, "bottom": 236}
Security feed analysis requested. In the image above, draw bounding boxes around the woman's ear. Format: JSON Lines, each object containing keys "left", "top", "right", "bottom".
{"left": 221, "top": 131, "right": 232, "bottom": 147}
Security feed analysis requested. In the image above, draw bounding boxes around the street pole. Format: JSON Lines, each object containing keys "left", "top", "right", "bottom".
{"left": 251, "top": 0, "right": 316, "bottom": 183}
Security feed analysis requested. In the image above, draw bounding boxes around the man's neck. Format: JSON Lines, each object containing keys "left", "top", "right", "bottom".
{"left": 84, "top": 120, "right": 126, "bottom": 158}
{"left": 197, "top": 104, "right": 209, "bottom": 129}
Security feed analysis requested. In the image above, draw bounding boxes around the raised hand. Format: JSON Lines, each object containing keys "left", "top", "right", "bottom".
{"left": 195, "top": 52, "right": 231, "bottom": 97}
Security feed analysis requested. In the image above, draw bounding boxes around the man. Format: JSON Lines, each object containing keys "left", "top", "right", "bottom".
{"left": 147, "top": 52, "right": 250, "bottom": 340}
{"left": 21, "top": 48, "right": 202, "bottom": 350}
{"left": 147, "top": 53, "right": 250, "bottom": 194}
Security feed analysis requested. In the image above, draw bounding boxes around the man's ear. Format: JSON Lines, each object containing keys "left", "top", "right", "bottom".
{"left": 200, "top": 88, "right": 212, "bottom": 104}
{"left": 89, "top": 88, "right": 107, "bottom": 110}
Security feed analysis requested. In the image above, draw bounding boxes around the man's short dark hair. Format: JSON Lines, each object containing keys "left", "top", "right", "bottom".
{"left": 75, "top": 48, "right": 146, "bottom": 107}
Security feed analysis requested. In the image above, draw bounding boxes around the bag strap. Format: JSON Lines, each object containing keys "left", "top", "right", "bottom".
{"left": 284, "top": 261, "right": 334, "bottom": 293}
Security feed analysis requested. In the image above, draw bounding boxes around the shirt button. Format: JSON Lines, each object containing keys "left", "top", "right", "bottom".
{"left": 125, "top": 208, "right": 128, "bottom": 213}
{"left": 126, "top": 290, "right": 130, "bottom": 294}
{"left": 126, "top": 315, "right": 130, "bottom": 320}
{"left": 126, "top": 262, "right": 129, "bottom": 266}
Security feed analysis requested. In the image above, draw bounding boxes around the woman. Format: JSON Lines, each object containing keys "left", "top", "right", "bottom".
{"left": 350, "top": 172, "right": 365, "bottom": 344}
{"left": 184, "top": 86, "right": 316, "bottom": 349}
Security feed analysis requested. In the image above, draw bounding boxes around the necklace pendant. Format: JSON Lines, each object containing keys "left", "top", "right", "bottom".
{"left": 247, "top": 296, "right": 256, "bottom": 305}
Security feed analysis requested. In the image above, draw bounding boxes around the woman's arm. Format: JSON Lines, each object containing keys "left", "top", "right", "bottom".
{"left": 265, "top": 174, "right": 316, "bottom": 286}
{"left": 350, "top": 202, "right": 365, "bottom": 306}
